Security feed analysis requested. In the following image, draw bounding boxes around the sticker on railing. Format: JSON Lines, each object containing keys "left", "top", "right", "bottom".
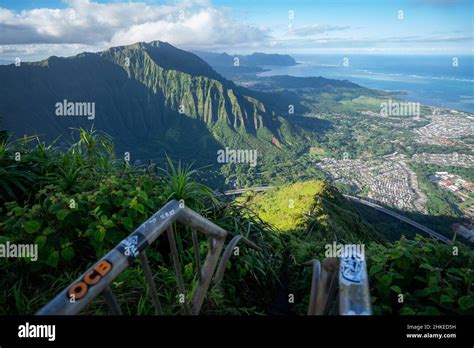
{"left": 160, "top": 209, "right": 175, "bottom": 220}
{"left": 339, "top": 253, "right": 364, "bottom": 285}
{"left": 67, "top": 260, "right": 113, "bottom": 301}
{"left": 116, "top": 231, "right": 149, "bottom": 262}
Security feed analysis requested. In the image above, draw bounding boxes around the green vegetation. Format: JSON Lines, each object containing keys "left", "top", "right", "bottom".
{"left": 367, "top": 235, "right": 474, "bottom": 315}
{"left": 0, "top": 128, "right": 282, "bottom": 315}
{"left": 240, "top": 181, "right": 473, "bottom": 315}
{"left": 237, "top": 181, "right": 327, "bottom": 232}
{"left": 239, "top": 180, "right": 382, "bottom": 243}
{"left": 1, "top": 130, "right": 472, "bottom": 315}
{"left": 221, "top": 153, "right": 326, "bottom": 189}
{"left": 409, "top": 163, "right": 464, "bottom": 218}
{"left": 339, "top": 95, "right": 387, "bottom": 112}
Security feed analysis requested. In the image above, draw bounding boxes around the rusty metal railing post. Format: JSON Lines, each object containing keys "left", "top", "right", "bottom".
{"left": 191, "top": 236, "right": 225, "bottom": 314}
{"left": 315, "top": 258, "right": 338, "bottom": 315}
{"left": 307, "top": 260, "right": 321, "bottom": 315}
{"left": 139, "top": 251, "right": 163, "bottom": 315}
{"left": 167, "top": 225, "right": 191, "bottom": 315}
{"left": 321, "top": 258, "right": 339, "bottom": 315}
{"left": 191, "top": 228, "right": 202, "bottom": 281}
{"left": 209, "top": 237, "right": 215, "bottom": 254}
{"left": 102, "top": 285, "right": 122, "bottom": 315}
{"left": 339, "top": 252, "right": 372, "bottom": 315}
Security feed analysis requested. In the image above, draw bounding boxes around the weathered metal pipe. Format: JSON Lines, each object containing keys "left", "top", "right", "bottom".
{"left": 36, "top": 200, "right": 229, "bottom": 315}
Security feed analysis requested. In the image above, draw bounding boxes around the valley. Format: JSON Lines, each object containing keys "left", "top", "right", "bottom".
{"left": 208, "top": 63, "right": 473, "bottom": 242}
{"left": 0, "top": 40, "right": 473, "bottom": 319}
{"left": 1, "top": 41, "right": 472, "bottom": 244}
{"left": 1, "top": 1, "right": 473, "bottom": 340}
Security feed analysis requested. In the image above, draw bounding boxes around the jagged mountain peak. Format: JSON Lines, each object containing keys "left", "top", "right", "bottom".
{"left": 0, "top": 40, "right": 304, "bottom": 164}
{"left": 100, "top": 40, "right": 225, "bottom": 81}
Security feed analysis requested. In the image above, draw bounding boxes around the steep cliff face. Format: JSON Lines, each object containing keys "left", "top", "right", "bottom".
{"left": 0, "top": 41, "right": 297, "bottom": 162}
{"left": 99, "top": 41, "right": 275, "bottom": 132}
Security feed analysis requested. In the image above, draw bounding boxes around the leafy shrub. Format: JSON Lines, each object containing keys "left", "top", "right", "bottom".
{"left": 367, "top": 235, "right": 474, "bottom": 315}
{"left": 0, "top": 127, "right": 282, "bottom": 315}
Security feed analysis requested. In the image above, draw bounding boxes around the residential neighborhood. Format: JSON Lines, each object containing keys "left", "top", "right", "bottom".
{"left": 316, "top": 156, "right": 427, "bottom": 212}
{"left": 412, "top": 153, "right": 474, "bottom": 169}
{"left": 413, "top": 111, "right": 474, "bottom": 148}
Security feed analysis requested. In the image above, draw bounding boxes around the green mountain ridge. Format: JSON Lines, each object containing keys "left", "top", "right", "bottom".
{"left": 0, "top": 40, "right": 304, "bottom": 165}
{"left": 193, "top": 50, "right": 297, "bottom": 68}
{"left": 1, "top": 41, "right": 373, "bottom": 169}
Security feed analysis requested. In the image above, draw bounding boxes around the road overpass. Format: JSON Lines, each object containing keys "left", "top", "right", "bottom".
{"left": 219, "top": 186, "right": 274, "bottom": 196}
{"left": 343, "top": 194, "right": 450, "bottom": 244}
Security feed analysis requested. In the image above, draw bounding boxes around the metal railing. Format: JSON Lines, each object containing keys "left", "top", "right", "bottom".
{"left": 36, "top": 200, "right": 256, "bottom": 315}
{"left": 213, "top": 235, "right": 261, "bottom": 286}
{"left": 37, "top": 199, "right": 372, "bottom": 316}
{"left": 305, "top": 249, "right": 372, "bottom": 315}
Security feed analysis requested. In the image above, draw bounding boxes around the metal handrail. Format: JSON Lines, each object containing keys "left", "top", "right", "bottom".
{"left": 213, "top": 235, "right": 261, "bottom": 287}
{"left": 305, "top": 258, "right": 338, "bottom": 315}
{"left": 305, "top": 251, "right": 372, "bottom": 315}
{"left": 37, "top": 199, "right": 372, "bottom": 316}
{"left": 306, "top": 259, "right": 321, "bottom": 315}
{"left": 36, "top": 200, "right": 234, "bottom": 315}
{"left": 338, "top": 252, "right": 372, "bottom": 315}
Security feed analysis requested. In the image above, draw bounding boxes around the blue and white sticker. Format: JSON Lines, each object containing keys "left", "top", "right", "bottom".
{"left": 339, "top": 253, "right": 365, "bottom": 285}
{"left": 116, "top": 232, "right": 148, "bottom": 262}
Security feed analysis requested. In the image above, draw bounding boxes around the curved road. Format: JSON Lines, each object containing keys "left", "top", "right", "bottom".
{"left": 221, "top": 186, "right": 449, "bottom": 244}
{"left": 343, "top": 194, "right": 449, "bottom": 244}
{"left": 220, "top": 186, "right": 274, "bottom": 196}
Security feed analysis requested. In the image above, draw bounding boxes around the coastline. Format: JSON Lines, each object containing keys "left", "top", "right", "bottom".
{"left": 257, "top": 55, "right": 474, "bottom": 113}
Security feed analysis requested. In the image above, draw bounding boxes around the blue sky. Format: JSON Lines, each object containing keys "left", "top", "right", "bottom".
{"left": 0, "top": 0, "right": 472, "bottom": 61}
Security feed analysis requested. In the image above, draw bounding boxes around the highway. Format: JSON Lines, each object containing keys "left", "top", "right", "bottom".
{"left": 343, "top": 194, "right": 450, "bottom": 243}
{"left": 220, "top": 186, "right": 274, "bottom": 196}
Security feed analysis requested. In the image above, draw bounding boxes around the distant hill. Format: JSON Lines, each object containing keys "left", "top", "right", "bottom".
{"left": 193, "top": 51, "right": 297, "bottom": 69}
{"left": 0, "top": 41, "right": 382, "bottom": 175}
{"left": 252, "top": 75, "right": 363, "bottom": 90}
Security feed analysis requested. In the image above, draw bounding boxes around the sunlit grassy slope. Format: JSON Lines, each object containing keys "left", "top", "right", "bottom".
{"left": 238, "top": 180, "right": 325, "bottom": 232}
{"left": 239, "top": 180, "right": 383, "bottom": 243}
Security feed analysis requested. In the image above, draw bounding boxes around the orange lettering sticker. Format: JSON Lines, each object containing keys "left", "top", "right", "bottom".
{"left": 67, "top": 260, "right": 113, "bottom": 301}
{"left": 95, "top": 260, "right": 112, "bottom": 276}
{"left": 68, "top": 281, "right": 87, "bottom": 300}
{"left": 84, "top": 270, "right": 100, "bottom": 285}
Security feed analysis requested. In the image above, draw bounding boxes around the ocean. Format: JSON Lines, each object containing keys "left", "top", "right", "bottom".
{"left": 258, "top": 54, "right": 474, "bottom": 113}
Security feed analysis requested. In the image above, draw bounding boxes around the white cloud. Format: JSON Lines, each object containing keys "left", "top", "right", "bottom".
{"left": 0, "top": 0, "right": 470, "bottom": 60}
{"left": 290, "top": 24, "right": 349, "bottom": 37}
{"left": 109, "top": 7, "right": 268, "bottom": 49}
{"left": 0, "top": 0, "right": 269, "bottom": 60}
